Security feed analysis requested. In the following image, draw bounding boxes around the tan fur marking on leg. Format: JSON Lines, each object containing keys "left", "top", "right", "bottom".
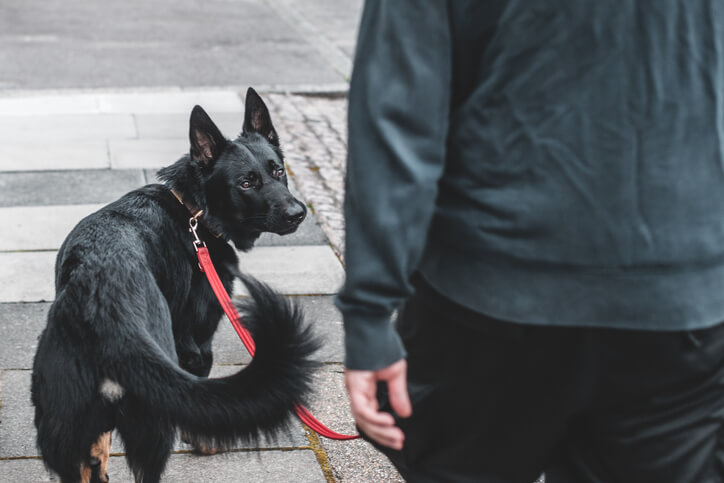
{"left": 89, "top": 432, "right": 111, "bottom": 482}
{"left": 80, "top": 463, "right": 92, "bottom": 483}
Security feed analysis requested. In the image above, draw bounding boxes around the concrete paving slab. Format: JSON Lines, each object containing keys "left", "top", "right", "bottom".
{"left": 0, "top": 246, "right": 343, "bottom": 303}
{"left": 0, "top": 450, "right": 327, "bottom": 483}
{"left": 298, "top": 295, "right": 345, "bottom": 363}
{"left": 256, "top": 217, "right": 329, "bottom": 247}
{"left": 106, "top": 449, "right": 325, "bottom": 483}
{"left": 0, "top": 204, "right": 103, "bottom": 251}
{"left": 0, "top": 114, "right": 136, "bottom": 143}
{"left": 234, "top": 246, "right": 344, "bottom": 296}
{"left": 0, "top": 93, "right": 100, "bottom": 116}
{"left": 0, "top": 303, "right": 49, "bottom": 369}
{"left": 0, "top": 141, "right": 109, "bottom": 172}
{"left": 160, "top": 450, "right": 325, "bottom": 483}
{"left": 213, "top": 295, "right": 343, "bottom": 365}
{"left": 135, "top": 112, "right": 242, "bottom": 139}
{"left": 0, "top": 251, "right": 56, "bottom": 303}
{"left": 109, "top": 139, "right": 187, "bottom": 169}
{"left": 0, "top": 170, "right": 145, "bottom": 207}
{"left": 0, "top": 458, "right": 56, "bottom": 482}
{"left": 98, "top": 91, "right": 243, "bottom": 114}
{"left": 0, "top": 370, "right": 35, "bottom": 458}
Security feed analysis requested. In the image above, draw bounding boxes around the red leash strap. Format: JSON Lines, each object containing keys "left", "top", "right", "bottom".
{"left": 196, "top": 246, "right": 358, "bottom": 441}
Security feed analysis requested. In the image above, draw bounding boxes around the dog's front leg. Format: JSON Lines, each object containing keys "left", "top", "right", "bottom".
{"left": 176, "top": 333, "right": 208, "bottom": 376}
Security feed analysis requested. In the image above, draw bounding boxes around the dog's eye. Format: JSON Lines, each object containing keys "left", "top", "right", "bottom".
{"left": 240, "top": 180, "right": 252, "bottom": 190}
{"left": 273, "top": 167, "right": 285, "bottom": 178}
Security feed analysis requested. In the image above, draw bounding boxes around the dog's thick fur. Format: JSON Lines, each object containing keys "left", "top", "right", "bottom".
{"left": 31, "top": 88, "right": 319, "bottom": 483}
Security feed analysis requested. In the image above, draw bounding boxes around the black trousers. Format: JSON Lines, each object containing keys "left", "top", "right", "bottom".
{"left": 365, "top": 276, "right": 724, "bottom": 483}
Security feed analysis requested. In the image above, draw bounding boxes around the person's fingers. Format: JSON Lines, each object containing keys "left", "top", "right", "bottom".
{"left": 346, "top": 379, "right": 396, "bottom": 426}
{"left": 344, "top": 364, "right": 409, "bottom": 450}
{"left": 357, "top": 422, "right": 405, "bottom": 450}
{"left": 385, "top": 362, "right": 412, "bottom": 418}
{"left": 353, "top": 401, "right": 396, "bottom": 426}
{"left": 349, "top": 396, "right": 403, "bottom": 448}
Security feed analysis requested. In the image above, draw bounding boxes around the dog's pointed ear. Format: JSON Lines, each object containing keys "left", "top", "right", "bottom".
{"left": 243, "top": 87, "right": 279, "bottom": 146}
{"left": 189, "top": 105, "right": 228, "bottom": 167}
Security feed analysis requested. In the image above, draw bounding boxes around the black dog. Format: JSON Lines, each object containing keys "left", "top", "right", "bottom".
{"left": 31, "top": 88, "right": 319, "bottom": 483}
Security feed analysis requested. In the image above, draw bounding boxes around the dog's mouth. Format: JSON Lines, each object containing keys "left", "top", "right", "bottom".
{"left": 276, "top": 225, "right": 300, "bottom": 236}
{"left": 244, "top": 217, "right": 303, "bottom": 237}
{"left": 237, "top": 201, "right": 306, "bottom": 238}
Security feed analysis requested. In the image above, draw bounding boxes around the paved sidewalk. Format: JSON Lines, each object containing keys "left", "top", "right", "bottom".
{"left": 0, "top": 89, "right": 402, "bottom": 482}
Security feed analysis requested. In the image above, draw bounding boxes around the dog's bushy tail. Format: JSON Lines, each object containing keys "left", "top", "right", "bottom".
{"left": 110, "top": 273, "right": 320, "bottom": 447}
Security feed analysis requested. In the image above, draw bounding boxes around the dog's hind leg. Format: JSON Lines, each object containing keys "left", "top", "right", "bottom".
{"left": 116, "top": 399, "right": 174, "bottom": 483}
{"left": 80, "top": 431, "right": 111, "bottom": 483}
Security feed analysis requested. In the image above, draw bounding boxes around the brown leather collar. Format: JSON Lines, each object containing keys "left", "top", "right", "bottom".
{"left": 170, "top": 188, "right": 223, "bottom": 238}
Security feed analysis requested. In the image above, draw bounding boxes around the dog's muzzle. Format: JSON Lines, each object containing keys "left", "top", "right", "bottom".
{"left": 274, "top": 200, "right": 306, "bottom": 234}
{"left": 285, "top": 203, "right": 306, "bottom": 226}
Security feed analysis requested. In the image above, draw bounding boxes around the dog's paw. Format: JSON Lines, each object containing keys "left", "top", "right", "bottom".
{"left": 192, "top": 443, "right": 225, "bottom": 456}
{"left": 180, "top": 431, "right": 225, "bottom": 456}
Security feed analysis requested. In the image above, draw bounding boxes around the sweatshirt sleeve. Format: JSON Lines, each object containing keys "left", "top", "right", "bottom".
{"left": 335, "top": 0, "right": 451, "bottom": 370}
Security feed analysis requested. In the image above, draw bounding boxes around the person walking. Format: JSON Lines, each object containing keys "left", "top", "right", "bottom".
{"left": 337, "top": 1, "right": 724, "bottom": 482}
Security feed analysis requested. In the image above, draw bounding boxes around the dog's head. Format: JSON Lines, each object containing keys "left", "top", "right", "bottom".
{"left": 160, "top": 88, "right": 307, "bottom": 251}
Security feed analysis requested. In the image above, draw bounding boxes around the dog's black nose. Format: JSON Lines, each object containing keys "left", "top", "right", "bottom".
{"left": 285, "top": 204, "right": 306, "bottom": 226}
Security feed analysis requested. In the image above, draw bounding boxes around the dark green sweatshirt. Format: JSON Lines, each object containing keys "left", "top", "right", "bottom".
{"left": 336, "top": 0, "right": 724, "bottom": 370}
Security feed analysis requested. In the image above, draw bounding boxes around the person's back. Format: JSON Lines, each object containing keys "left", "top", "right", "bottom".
{"left": 425, "top": 0, "right": 724, "bottom": 331}
{"left": 339, "top": 1, "right": 724, "bottom": 481}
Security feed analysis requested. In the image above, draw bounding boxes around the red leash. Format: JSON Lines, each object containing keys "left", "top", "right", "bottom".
{"left": 192, "top": 227, "right": 358, "bottom": 440}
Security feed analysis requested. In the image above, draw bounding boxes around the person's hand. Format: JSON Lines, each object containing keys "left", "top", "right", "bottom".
{"left": 344, "top": 359, "right": 412, "bottom": 450}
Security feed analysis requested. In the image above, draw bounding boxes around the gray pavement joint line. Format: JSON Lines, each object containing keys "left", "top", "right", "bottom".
{"left": 0, "top": 84, "right": 349, "bottom": 100}
{"left": 131, "top": 113, "right": 140, "bottom": 140}
{"left": 263, "top": 0, "right": 352, "bottom": 80}
{"left": 104, "top": 139, "right": 112, "bottom": 169}
{"left": 168, "top": 446, "right": 314, "bottom": 455}
{"left": 304, "top": 426, "right": 336, "bottom": 483}
{"left": 0, "top": 446, "right": 315, "bottom": 462}
{"left": 0, "top": 302, "right": 45, "bottom": 306}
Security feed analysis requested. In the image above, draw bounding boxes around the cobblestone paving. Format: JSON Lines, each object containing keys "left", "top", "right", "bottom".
{"left": 266, "top": 93, "right": 348, "bottom": 261}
